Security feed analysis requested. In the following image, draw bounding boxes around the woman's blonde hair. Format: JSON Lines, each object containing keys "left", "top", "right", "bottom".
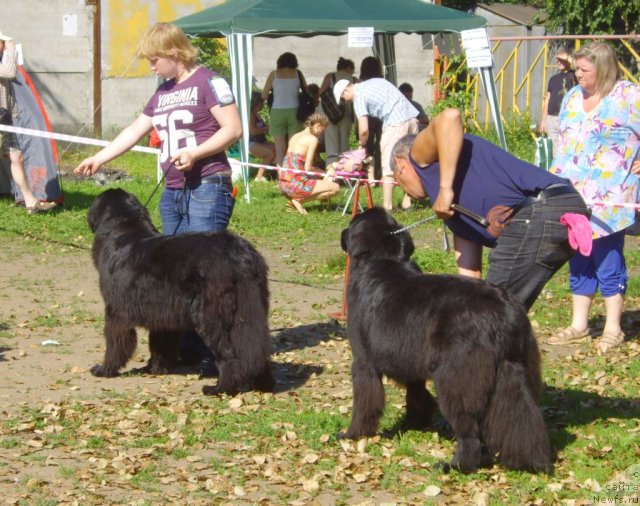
{"left": 136, "top": 23, "right": 199, "bottom": 66}
{"left": 304, "top": 112, "right": 329, "bottom": 129}
{"left": 574, "top": 42, "right": 621, "bottom": 97}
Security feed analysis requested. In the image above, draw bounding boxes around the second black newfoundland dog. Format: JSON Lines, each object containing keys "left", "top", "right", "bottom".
{"left": 340, "top": 208, "right": 552, "bottom": 473}
{"left": 87, "top": 188, "right": 273, "bottom": 396}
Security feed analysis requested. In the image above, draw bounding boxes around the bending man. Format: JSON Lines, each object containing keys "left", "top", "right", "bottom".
{"left": 390, "top": 108, "right": 589, "bottom": 310}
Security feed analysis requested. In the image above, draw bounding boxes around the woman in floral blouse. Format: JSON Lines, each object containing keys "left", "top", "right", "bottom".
{"left": 548, "top": 42, "right": 640, "bottom": 352}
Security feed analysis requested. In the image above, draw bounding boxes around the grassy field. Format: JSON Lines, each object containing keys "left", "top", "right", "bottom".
{"left": 0, "top": 143, "right": 638, "bottom": 505}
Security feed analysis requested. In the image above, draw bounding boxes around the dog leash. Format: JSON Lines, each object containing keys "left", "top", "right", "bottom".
{"left": 143, "top": 172, "right": 166, "bottom": 208}
{"left": 390, "top": 215, "right": 438, "bottom": 235}
{"left": 390, "top": 204, "right": 488, "bottom": 235}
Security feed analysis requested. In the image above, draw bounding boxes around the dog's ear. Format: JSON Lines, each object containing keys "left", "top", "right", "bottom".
{"left": 340, "top": 228, "right": 350, "bottom": 253}
{"left": 378, "top": 230, "right": 414, "bottom": 260}
{"left": 87, "top": 189, "right": 112, "bottom": 232}
{"left": 396, "top": 231, "right": 415, "bottom": 260}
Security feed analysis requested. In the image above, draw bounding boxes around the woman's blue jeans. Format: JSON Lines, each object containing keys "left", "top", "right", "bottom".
{"left": 159, "top": 175, "right": 235, "bottom": 235}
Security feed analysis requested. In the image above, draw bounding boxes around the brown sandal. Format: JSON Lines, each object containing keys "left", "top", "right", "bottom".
{"left": 596, "top": 331, "right": 625, "bottom": 354}
{"left": 547, "top": 327, "right": 590, "bottom": 345}
{"left": 27, "top": 201, "right": 57, "bottom": 215}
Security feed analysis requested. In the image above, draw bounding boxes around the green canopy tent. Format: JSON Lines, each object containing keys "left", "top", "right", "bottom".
{"left": 174, "top": 0, "right": 486, "bottom": 201}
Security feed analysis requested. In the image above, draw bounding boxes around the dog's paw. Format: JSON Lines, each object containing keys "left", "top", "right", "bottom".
{"left": 434, "top": 460, "right": 453, "bottom": 473}
{"left": 145, "top": 361, "right": 171, "bottom": 375}
{"left": 202, "top": 384, "right": 239, "bottom": 396}
{"left": 400, "top": 416, "right": 433, "bottom": 432}
{"left": 90, "top": 364, "right": 118, "bottom": 377}
{"left": 336, "top": 429, "right": 371, "bottom": 440}
{"left": 446, "top": 457, "right": 480, "bottom": 474}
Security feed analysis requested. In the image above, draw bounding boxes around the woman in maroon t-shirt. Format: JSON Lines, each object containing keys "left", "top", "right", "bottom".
{"left": 75, "top": 22, "right": 242, "bottom": 235}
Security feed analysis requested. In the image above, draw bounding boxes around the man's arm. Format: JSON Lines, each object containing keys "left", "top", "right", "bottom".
{"left": 539, "top": 92, "right": 550, "bottom": 133}
{"left": 0, "top": 41, "right": 17, "bottom": 79}
{"left": 357, "top": 115, "right": 369, "bottom": 148}
{"left": 410, "top": 107, "right": 464, "bottom": 219}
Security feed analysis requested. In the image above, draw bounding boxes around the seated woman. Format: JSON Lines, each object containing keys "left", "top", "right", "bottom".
{"left": 249, "top": 92, "right": 276, "bottom": 181}
{"left": 278, "top": 113, "right": 340, "bottom": 214}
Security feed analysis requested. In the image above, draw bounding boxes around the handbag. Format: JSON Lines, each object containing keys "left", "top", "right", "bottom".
{"left": 625, "top": 211, "right": 640, "bottom": 236}
{"left": 266, "top": 89, "right": 274, "bottom": 110}
{"left": 296, "top": 70, "right": 315, "bottom": 122}
{"left": 320, "top": 73, "right": 345, "bottom": 124}
{"left": 534, "top": 135, "right": 553, "bottom": 171}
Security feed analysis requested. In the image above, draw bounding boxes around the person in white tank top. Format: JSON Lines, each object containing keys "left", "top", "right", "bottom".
{"left": 262, "top": 52, "right": 309, "bottom": 165}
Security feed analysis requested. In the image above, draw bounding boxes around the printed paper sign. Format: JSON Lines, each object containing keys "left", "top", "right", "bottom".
{"left": 460, "top": 28, "right": 490, "bottom": 50}
{"left": 348, "top": 27, "right": 374, "bottom": 48}
{"left": 465, "top": 48, "right": 493, "bottom": 68}
{"left": 63, "top": 14, "right": 77, "bottom": 37}
{"left": 461, "top": 28, "right": 492, "bottom": 68}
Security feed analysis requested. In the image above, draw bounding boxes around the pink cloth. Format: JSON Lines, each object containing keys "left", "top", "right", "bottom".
{"left": 336, "top": 148, "right": 367, "bottom": 171}
{"left": 560, "top": 213, "right": 593, "bottom": 256}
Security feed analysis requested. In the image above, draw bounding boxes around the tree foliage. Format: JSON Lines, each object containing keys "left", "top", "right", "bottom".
{"left": 544, "top": 0, "right": 640, "bottom": 35}
{"left": 441, "top": 0, "right": 545, "bottom": 14}
{"left": 442, "top": 0, "right": 638, "bottom": 35}
{"left": 191, "top": 36, "right": 231, "bottom": 79}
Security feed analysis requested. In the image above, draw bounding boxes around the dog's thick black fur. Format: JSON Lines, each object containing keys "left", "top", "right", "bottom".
{"left": 340, "top": 208, "right": 553, "bottom": 473}
{"left": 87, "top": 188, "right": 274, "bottom": 396}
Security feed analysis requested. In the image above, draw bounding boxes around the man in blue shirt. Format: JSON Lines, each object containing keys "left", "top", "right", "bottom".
{"left": 390, "top": 108, "right": 589, "bottom": 310}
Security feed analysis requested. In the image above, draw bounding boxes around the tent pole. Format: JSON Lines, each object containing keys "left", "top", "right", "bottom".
{"left": 227, "top": 33, "right": 253, "bottom": 203}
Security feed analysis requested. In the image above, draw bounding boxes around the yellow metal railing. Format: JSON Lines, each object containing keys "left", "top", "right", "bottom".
{"left": 436, "top": 35, "right": 640, "bottom": 134}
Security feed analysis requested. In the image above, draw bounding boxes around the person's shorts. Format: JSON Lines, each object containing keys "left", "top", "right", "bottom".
{"left": 269, "top": 108, "right": 302, "bottom": 137}
{"left": 0, "top": 130, "right": 20, "bottom": 154}
{"left": 380, "top": 118, "right": 419, "bottom": 178}
{"left": 0, "top": 108, "right": 21, "bottom": 154}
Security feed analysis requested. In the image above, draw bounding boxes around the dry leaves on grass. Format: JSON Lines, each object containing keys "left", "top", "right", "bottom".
{"left": 1, "top": 316, "right": 639, "bottom": 504}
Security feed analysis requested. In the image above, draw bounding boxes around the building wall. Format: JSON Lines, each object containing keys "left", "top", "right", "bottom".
{"left": 2, "top": 0, "right": 223, "bottom": 135}
{"left": 4, "top": 0, "right": 437, "bottom": 136}
{"left": 473, "top": 7, "right": 546, "bottom": 121}
{"left": 3, "top": 0, "right": 94, "bottom": 133}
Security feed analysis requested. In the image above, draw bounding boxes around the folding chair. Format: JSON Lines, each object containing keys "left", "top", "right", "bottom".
{"left": 335, "top": 170, "right": 370, "bottom": 216}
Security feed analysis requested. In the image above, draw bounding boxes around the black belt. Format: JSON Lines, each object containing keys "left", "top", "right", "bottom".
{"left": 513, "top": 184, "right": 578, "bottom": 215}
{"left": 201, "top": 174, "right": 231, "bottom": 184}
{"left": 185, "top": 174, "right": 232, "bottom": 187}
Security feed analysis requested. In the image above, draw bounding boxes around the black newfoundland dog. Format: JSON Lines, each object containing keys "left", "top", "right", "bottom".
{"left": 87, "top": 188, "right": 274, "bottom": 396}
{"left": 339, "top": 208, "right": 553, "bottom": 473}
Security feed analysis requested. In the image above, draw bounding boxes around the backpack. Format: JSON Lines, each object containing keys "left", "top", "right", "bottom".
{"left": 296, "top": 70, "right": 316, "bottom": 122}
{"left": 320, "top": 73, "right": 346, "bottom": 124}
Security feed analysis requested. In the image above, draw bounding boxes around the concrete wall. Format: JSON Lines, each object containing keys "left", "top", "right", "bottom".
{"left": 471, "top": 7, "right": 546, "bottom": 122}
{"left": 4, "top": 0, "right": 436, "bottom": 136}
{"left": 2, "top": 0, "right": 223, "bottom": 135}
{"left": 3, "top": 0, "right": 94, "bottom": 133}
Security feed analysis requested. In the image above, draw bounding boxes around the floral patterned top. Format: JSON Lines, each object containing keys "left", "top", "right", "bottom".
{"left": 550, "top": 80, "right": 640, "bottom": 238}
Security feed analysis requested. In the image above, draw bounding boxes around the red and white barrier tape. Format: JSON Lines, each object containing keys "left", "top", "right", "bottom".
{"left": 232, "top": 158, "right": 390, "bottom": 185}
{"left": 0, "top": 124, "right": 159, "bottom": 155}
{"left": 586, "top": 200, "right": 640, "bottom": 210}
{"left": 2, "top": 123, "right": 638, "bottom": 209}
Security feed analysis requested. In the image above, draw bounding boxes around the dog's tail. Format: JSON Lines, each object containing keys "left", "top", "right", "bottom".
{"left": 483, "top": 357, "right": 553, "bottom": 473}
{"left": 231, "top": 256, "right": 274, "bottom": 393}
